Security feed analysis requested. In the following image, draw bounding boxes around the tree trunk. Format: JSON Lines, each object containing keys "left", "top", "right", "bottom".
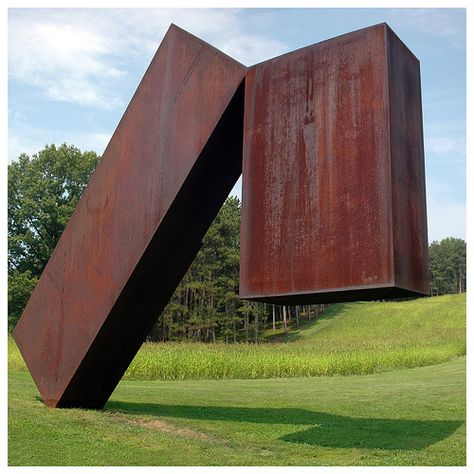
{"left": 208, "top": 296, "right": 213, "bottom": 342}
{"left": 254, "top": 308, "right": 259, "bottom": 344}
{"left": 272, "top": 305, "right": 276, "bottom": 332}
{"left": 295, "top": 306, "right": 300, "bottom": 328}
{"left": 283, "top": 305, "right": 288, "bottom": 334}
{"left": 245, "top": 310, "right": 249, "bottom": 342}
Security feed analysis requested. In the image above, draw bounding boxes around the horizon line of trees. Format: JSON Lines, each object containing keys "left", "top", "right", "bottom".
{"left": 7, "top": 144, "right": 467, "bottom": 341}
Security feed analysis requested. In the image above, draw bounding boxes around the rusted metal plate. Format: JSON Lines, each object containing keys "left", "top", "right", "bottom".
{"left": 240, "top": 23, "right": 429, "bottom": 304}
{"left": 13, "top": 24, "right": 246, "bottom": 408}
{"left": 386, "top": 27, "right": 429, "bottom": 295}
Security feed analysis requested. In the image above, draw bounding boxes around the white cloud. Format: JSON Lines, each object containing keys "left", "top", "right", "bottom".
{"left": 8, "top": 9, "right": 288, "bottom": 109}
{"left": 427, "top": 200, "right": 466, "bottom": 243}
{"left": 218, "top": 34, "right": 287, "bottom": 66}
{"left": 9, "top": 13, "right": 126, "bottom": 109}
{"left": 387, "top": 8, "right": 465, "bottom": 42}
{"left": 8, "top": 127, "right": 112, "bottom": 163}
{"left": 8, "top": 133, "right": 44, "bottom": 162}
{"left": 74, "top": 131, "right": 111, "bottom": 155}
{"left": 100, "top": 9, "right": 288, "bottom": 65}
{"left": 425, "top": 136, "right": 466, "bottom": 157}
{"left": 426, "top": 178, "right": 466, "bottom": 243}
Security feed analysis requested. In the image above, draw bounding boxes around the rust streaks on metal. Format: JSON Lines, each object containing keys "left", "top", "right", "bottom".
{"left": 240, "top": 23, "right": 429, "bottom": 304}
{"left": 13, "top": 24, "right": 246, "bottom": 408}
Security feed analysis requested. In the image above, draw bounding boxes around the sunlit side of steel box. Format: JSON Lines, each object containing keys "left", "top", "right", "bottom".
{"left": 240, "top": 23, "right": 429, "bottom": 304}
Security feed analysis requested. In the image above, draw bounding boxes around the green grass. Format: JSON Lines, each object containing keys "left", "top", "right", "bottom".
{"left": 11, "top": 294, "right": 462, "bottom": 380}
{"left": 8, "top": 294, "right": 466, "bottom": 465}
{"left": 8, "top": 357, "right": 466, "bottom": 465}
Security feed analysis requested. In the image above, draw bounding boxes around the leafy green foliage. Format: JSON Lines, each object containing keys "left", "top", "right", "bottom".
{"left": 8, "top": 144, "right": 100, "bottom": 327}
{"left": 429, "top": 238, "right": 466, "bottom": 295}
{"left": 7, "top": 271, "right": 38, "bottom": 331}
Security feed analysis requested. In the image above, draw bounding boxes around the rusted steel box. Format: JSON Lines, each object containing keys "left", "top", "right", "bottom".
{"left": 13, "top": 25, "right": 246, "bottom": 408}
{"left": 240, "top": 23, "right": 429, "bottom": 304}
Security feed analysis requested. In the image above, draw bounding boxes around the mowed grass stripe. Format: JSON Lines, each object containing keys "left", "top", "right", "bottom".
{"left": 8, "top": 357, "right": 466, "bottom": 465}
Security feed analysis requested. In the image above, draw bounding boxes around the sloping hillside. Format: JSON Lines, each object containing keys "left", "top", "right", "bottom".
{"left": 286, "top": 293, "right": 465, "bottom": 346}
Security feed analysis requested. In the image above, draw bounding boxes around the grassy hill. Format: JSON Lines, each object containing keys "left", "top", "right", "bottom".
{"left": 278, "top": 292, "right": 465, "bottom": 343}
{"left": 9, "top": 293, "right": 466, "bottom": 380}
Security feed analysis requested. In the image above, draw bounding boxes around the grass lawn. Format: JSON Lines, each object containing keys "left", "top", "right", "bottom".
{"left": 8, "top": 357, "right": 465, "bottom": 466}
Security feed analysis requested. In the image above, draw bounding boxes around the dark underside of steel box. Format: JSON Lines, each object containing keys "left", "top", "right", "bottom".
{"left": 242, "top": 285, "right": 427, "bottom": 305}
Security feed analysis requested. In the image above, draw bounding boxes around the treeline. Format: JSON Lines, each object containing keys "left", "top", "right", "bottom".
{"left": 8, "top": 144, "right": 466, "bottom": 339}
{"left": 429, "top": 237, "right": 466, "bottom": 295}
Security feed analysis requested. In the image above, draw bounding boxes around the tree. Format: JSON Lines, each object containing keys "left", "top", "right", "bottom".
{"left": 8, "top": 144, "right": 100, "bottom": 328}
{"left": 8, "top": 271, "right": 38, "bottom": 330}
{"left": 429, "top": 237, "right": 466, "bottom": 296}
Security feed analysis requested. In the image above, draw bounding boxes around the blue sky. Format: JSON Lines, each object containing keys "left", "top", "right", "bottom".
{"left": 8, "top": 8, "right": 466, "bottom": 243}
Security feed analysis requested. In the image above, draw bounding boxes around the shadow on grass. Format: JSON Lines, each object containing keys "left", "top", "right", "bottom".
{"left": 105, "top": 401, "right": 463, "bottom": 450}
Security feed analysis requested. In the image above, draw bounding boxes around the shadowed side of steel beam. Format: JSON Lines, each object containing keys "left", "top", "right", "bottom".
{"left": 53, "top": 81, "right": 245, "bottom": 409}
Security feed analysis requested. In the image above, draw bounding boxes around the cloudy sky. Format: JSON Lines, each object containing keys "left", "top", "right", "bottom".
{"left": 8, "top": 8, "right": 466, "bottom": 243}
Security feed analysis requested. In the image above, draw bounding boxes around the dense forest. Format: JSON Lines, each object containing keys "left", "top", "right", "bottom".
{"left": 8, "top": 144, "right": 467, "bottom": 340}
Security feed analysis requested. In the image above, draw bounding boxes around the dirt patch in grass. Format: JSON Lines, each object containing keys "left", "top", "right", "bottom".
{"left": 108, "top": 410, "right": 209, "bottom": 440}
{"left": 130, "top": 418, "right": 209, "bottom": 440}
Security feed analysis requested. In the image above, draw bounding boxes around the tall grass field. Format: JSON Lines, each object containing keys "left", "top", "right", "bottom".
{"left": 9, "top": 293, "right": 466, "bottom": 380}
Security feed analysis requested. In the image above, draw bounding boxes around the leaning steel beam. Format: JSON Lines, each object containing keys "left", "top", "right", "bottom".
{"left": 13, "top": 24, "right": 246, "bottom": 408}
{"left": 240, "top": 23, "right": 429, "bottom": 304}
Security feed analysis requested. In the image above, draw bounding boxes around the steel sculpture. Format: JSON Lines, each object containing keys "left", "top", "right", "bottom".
{"left": 13, "top": 23, "right": 429, "bottom": 409}
{"left": 13, "top": 25, "right": 246, "bottom": 408}
{"left": 240, "top": 23, "right": 429, "bottom": 303}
